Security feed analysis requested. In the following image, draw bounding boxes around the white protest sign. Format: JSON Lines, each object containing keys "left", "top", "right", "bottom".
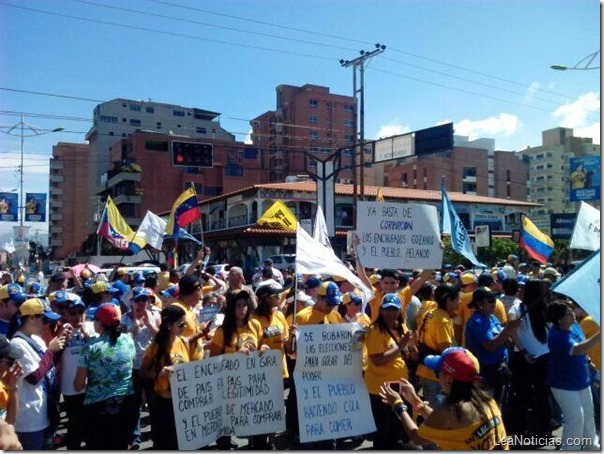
{"left": 570, "top": 201, "right": 600, "bottom": 251}
{"left": 170, "top": 351, "right": 285, "bottom": 450}
{"left": 294, "top": 323, "right": 375, "bottom": 443}
{"left": 356, "top": 201, "right": 443, "bottom": 269}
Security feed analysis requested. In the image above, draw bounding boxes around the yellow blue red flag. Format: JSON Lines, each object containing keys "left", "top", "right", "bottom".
{"left": 96, "top": 196, "right": 144, "bottom": 252}
{"left": 166, "top": 187, "right": 200, "bottom": 239}
{"left": 519, "top": 216, "right": 554, "bottom": 263}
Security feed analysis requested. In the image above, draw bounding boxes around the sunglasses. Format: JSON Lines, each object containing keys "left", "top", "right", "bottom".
{"left": 68, "top": 308, "right": 85, "bottom": 316}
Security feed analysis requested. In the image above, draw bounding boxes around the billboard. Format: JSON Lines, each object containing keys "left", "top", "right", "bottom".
{"left": 25, "top": 193, "right": 47, "bottom": 222}
{"left": 550, "top": 213, "right": 577, "bottom": 240}
{"left": 570, "top": 156, "right": 600, "bottom": 202}
{"left": 0, "top": 193, "right": 18, "bottom": 222}
{"left": 373, "top": 132, "right": 414, "bottom": 163}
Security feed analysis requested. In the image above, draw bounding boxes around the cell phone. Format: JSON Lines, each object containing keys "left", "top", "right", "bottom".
{"left": 387, "top": 381, "right": 401, "bottom": 393}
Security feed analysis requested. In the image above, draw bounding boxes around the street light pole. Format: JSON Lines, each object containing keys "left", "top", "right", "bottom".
{"left": 340, "top": 44, "right": 386, "bottom": 224}
{"left": 551, "top": 50, "right": 600, "bottom": 71}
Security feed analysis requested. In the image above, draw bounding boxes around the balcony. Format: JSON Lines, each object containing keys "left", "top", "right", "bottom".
{"left": 210, "top": 219, "right": 226, "bottom": 231}
{"left": 50, "top": 188, "right": 63, "bottom": 195}
{"left": 113, "top": 194, "right": 142, "bottom": 205}
{"left": 50, "top": 238, "right": 63, "bottom": 247}
{"left": 462, "top": 175, "right": 477, "bottom": 183}
{"left": 228, "top": 214, "right": 249, "bottom": 228}
{"left": 50, "top": 213, "right": 63, "bottom": 221}
{"left": 50, "top": 161, "right": 64, "bottom": 170}
{"left": 49, "top": 199, "right": 63, "bottom": 208}
{"left": 50, "top": 175, "right": 64, "bottom": 183}
{"left": 50, "top": 226, "right": 63, "bottom": 234}
{"left": 107, "top": 172, "right": 141, "bottom": 188}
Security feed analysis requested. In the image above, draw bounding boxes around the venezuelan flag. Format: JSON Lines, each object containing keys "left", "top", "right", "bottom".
{"left": 519, "top": 216, "right": 554, "bottom": 263}
{"left": 166, "top": 187, "right": 200, "bottom": 237}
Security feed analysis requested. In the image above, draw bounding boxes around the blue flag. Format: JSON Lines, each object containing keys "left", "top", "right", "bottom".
{"left": 441, "top": 183, "right": 485, "bottom": 267}
{"left": 164, "top": 228, "right": 202, "bottom": 246}
{"left": 551, "top": 249, "right": 600, "bottom": 325}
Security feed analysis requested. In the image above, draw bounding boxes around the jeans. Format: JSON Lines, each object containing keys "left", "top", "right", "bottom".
{"left": 63, "top": 394, "right": 86, "bottom": 450}
{"left": 83, "top": 394, "right": 138, "bottom": 450}
{"left": 131, "top": 369, "right": 156, "bottom": 446}
{"left": 16, "top": 429, "right": 46, "bottom": 451}
{"left": 551, "top": 386, "right": 600, "bottom": 450}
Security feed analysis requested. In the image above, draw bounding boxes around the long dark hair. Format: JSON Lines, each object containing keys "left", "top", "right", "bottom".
{"left": 222, "top": 289, "right": 254, "bottom": 348}
{"left": 374, "top": 309, "right": 405, "bottom": 338}
{"left": 255, "top": 292, "right": 273, "bottom": 319}
{"left": 151, "top": 305, "right": 186, "bottom": 378}
{"left": 99, "top": 321, "right": 122, "bottom": 346}
{"left": 446, "top": 380, "right": 496, "bottom": 435}
{"left": 434, "top": 284, "right": 460, "bottom": 311}
{"left": 522, "top": 279, "right": 551, "bottom": 344}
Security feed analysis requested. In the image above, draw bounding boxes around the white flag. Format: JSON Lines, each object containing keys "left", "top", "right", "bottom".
{"left": 570, "top": 202, "right": 601, "bottom": 251}
{"left": 133, "top": 211, "right": 168, "bottom": 250}
{"left": 313, "top": 205, "right": 331, "bottom": 249}
{"left": 2, "top": 238, "right": 15, "bottom": 254}
{"left": 296, "top": 225, "right": 373, "bottom": 312}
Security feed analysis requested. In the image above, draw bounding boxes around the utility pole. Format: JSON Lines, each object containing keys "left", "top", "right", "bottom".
{"left": 340, "top": 43, "right": 386, "bottom": 226}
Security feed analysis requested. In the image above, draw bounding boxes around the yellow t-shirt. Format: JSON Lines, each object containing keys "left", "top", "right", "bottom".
{"left": 416, "top": 300, "right": 438, "bottom": 329}
{"left": 0, "top": 382, "right": 8, "bottom": 415}
{"left": 158, "top": 272, "right": 171, "bottom": 291}
{"left": 254, "top": 310, "right": 290, "bottom": 378}
{"left": 417, "top": 399, "right": 509, "bottom": 450}
{"left": 210, "top": 319, "right": 263, "bottom": 354}
{"left": 295, "top": 305, "right": 343, "bottom": 326}
{"left": 170, "top": 301, "right": 204, "bottom": 360}
{"left": 417, "top": 308, "right": 455, "bottom": 382}
{"left": 367, "top": 287, "right": 412, "bottom": 324}
{"left": 364, "top": 324, "right": 409, "bottom": 395}
{"left": 142, "top": 336, "right": 190, "bottom": 399}
{"left": 580, "top": 316, "right": 601, "bottom": 370}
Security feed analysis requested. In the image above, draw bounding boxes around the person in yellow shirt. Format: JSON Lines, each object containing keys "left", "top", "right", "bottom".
{"left": 380, "top": 347, "right": 508, "bottom": 450}
{"left": 416, "top": 284, "right": 460, "bottom": 407}
{"left": 338, "top": 290, "right": 371, "bottom": 327}
{"left": 577, "top": 308, "right": 601, "bottom": 427}
{"left": 365, "top": 293, "right": 416, "bottom": 450}
{"left": 140, "top": 305, "right": 189, "bottom": 450}
{"left": 294, "top": 281, "right": 343, "bottom": 326}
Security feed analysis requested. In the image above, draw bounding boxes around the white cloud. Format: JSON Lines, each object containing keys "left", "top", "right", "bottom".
{"left": 244, "top": 128, "right": 253, "bottom": 144}
{"left": 453, "top": 113, "right": 520, "bottom": 139}
{"left": 552, "top": 92, "right": 600, "bottom": 128}
{"left": 574, "top": 122, "right": 601, "bottom": 145}
{"left": 524, "top": 81, "right": 540, "bottom": 100}
{"left": 375, "top": 121, "right": 411, "bottom": 139}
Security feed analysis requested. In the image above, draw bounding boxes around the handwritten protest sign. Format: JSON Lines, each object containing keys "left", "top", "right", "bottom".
{"left": 294, "top": 324, "right": 375, "bottom": 443}
{"left": 170, "top": 351, "right": 285, "bottom": 450}
{"left": 356, "top": 201, "right": 442, "bottom": 269}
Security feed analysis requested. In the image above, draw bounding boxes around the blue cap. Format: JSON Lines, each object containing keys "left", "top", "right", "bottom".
{"left": 381, "top": 293, "right": 402, "bottom": 310}
{"left": 26, "top": 282, "right": 44, "bottom": 296}
{"left": 68, "top": 295, "right": 85, "bottom": 308}
{"left": 132, "top": 272, "right": 146, "bottom": 283}
{"left": 305, "top": 276, "right": 322, "bottom": 289}
{"left": 132, "top": 286, "right": 149, "bottom": 300}
{"left": 443, "top": 263, "right": 453, "bottom": 269}
{"left": 4, "top": 284, "right": 26, "bottom": 304}
{"left": 161, "top": 285, "right": 179, "bottom": 298}
{"left": 317, "top": 281, "right": 342, "bottom": 306}
{"left": 53, "top": 290, "right": 70, "bottom": 304}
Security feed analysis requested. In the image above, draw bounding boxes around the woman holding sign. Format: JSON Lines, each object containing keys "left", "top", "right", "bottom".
{"left": 364, "top": 293, "right": 417, "bottom": 450}
{"left": 140, "top": 305, "right": 189, "bottom": 450}
{"left": 209, "top": 289, "right": 263, "bottom": 450}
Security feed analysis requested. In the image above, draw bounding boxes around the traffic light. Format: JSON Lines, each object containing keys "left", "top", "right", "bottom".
{"left": 170, "top": 141, "right": 214, "bottom": 168}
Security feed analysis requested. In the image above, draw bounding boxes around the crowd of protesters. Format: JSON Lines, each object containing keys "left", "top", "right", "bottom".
{"left": 0, "top": 248, "right": 599, "bottom": 451}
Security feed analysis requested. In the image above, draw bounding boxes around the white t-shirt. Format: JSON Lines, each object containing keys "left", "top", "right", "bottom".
{"left": 61, "top": 324, "right": 96, "bottom": 396}
{"left": 11, "top": 333, "right": 49, "bottom": 433}
{"left": 121, "top": 311, "right": 160, "bottom": 369}
{"left": 508, "top": 302, "right": 549, "bottom": 358}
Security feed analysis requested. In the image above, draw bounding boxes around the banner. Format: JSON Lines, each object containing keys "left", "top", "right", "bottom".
{"left": 550, "top": 213, "right": 576, "bottom": 240}
{"left": 569, "top": 202, "right": 600, "bottom": 251}
{"left": 24, "top": 193, "right": 47, "bottom": 222}
{"left": 257, "top": 200, "right": 297, "bottom": 231}
{"left": 0, "top": 193, "right": 18, "bottom": 222}
{"left": 474, "top": 225, "right": 491, "bottom": 248}
{"left": 313, "top": 205, "right": 331, "bottom": 248}
{"left": 132, "top": 211, "right": 167, "bottom": 250}
{"left": 569, "top": 156, "right": 600, "bottom": 202}
{"left": 170, "top": 351, "right": 285, "bottom": 450}
{"left": 356, "top": 201, "right": 443, "bottom": 270}
{"left": 294, "top": 324, "right": 375, "bottom": 443}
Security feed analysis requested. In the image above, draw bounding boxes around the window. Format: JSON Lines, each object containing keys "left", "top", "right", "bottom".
{"left": 308, "top": 160, "right": 317, "bottom": 168}
{"left": 310, "top": 147, "right": 319, "bottom": 154}
{"left": 130, "top": 104, "right": 141, "bottom": 112}
{"left": 204, "top": 186, "right": 221, "bottom": 196}
{"left": 344, "top": 105, "right": 354, "bottom": 113}
{"left": 173, "top": 110, "right": 185, "bottom": 117}
{"left": 309, "top": 99, "right": 318, "bottom": 108}
{"left": 196, "top": 127, "right": 207, "bottom": 134}
{"left": 109, "top": 131, "right": 114, "bottom": 136}
{"left": 344, "top": 119, "right": 354, "bottom": 127}
{"left": 122, "top": 118, "right": 127, "bottom": 123}
{"left": 224, "top": 165, "right": 244, "bottom": 177}
{"left": 344, "top": 134, "right": 354, "bottom": 142}
{"left": 322, "top": 147, "right": 331, "bottom": 155}
{"left": 343, "top": 149, "right": 353, "bottom": 157}
{"left": 462, "top": 167, "right": 477, "bottom": 177}
{"left": 100, "top": 115, "right": 118, "bottom": 123}
{"left": 145, "top": 141, "right": 168, "bottom": 152}
{"left": 146, "top": 107, "right": 154, "bottom": 114}
{"left": 156, "top": 122, "right": 162, "bottom": 129}
{"left": 310, "top": 130, "right": 319, "bottom": 139}
{"left": 326, "top": 102, "right": 332, "bottom": 110}
{"left": 130, "top": 119, "right": 141, "bottom": 127}
{"left": 309, "top": 115, "right": 318, "bottom": 124}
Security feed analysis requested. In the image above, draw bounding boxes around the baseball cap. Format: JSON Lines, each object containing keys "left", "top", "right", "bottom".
{"left": 26, "top": 282, "right": 44, "bottom": 296}
{"left": 161, "top": 285, "right": 179, "bottom": 298}
{"left": 0, "top": 334, "right": 23, "bottom": 360}
{"left": 460, "top": 273, "right": 477, "bottom": 286}
{"left": 255, "top": 283, "right": 284, "bottom": 300}
{"left": 286, "top": 290, "right": 314, "bottom": 307}
{"left": 317, "top": 281, "right": 342, "bottom": 306}
{"left": 178, "top": 275, "right": 202, "bottom": 295}
{"left": 543, "top": 267, "right": 561, "bottom": 278}
{"left": 304, "top": 276, "right": 322, "bottom": 289}
{"left": 80, "top": 269, "right": 92, "bottom": 279}
{"left": 95, "top": 303, "right": 120, "bottom": 326}
{"left": 67, "top": 295, "right": 85, "bottom": 308}
{"left": 0, "top": 284, "right": 26, "bottom": 304}
{"left": 507, "top": 254, "right": 518, "bottom": 261}
{"left": 469, "top": 287, "right": 499, "bottom": 308}
{"left": 91, "top": 281, "right": 120, "bottom": 295}
{"left": 342, "top": 290, "right": 363, "bottom": 305}
{"left": 132, "top": 272, "right": 146, "bottom": 283}
{"left": 52, "top": 290, "right": 70, "bottom": 304}
{"left": 443, "top": 263, "right": 453, "bottom": 269}
{"left": 443, "top": 272, "right": 459, "bottom": 283}
{"left": 369, "top": 274, "right": 382, "bottom": 285}
{"left": 116, "top": 267, "right": 128, "bottom": 277}
{"left": 424, "top": 347, "right": 480, "bottom": 383}
{"left": 381, "top": 293, "right": 402, "bottom": 310}
{"left": 132, "top": 286, "right": 150, "bottom": 301}
{"left": 263, "top": 258, "right": 273, "bottom": 266}
{"left": 19, "top": 298, "right": 61, "bottom": 321}
{"left": 477, "top": 272, "right": 495, "bottom": 287}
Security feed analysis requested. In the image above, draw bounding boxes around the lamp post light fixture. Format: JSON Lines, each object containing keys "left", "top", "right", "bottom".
{"left": 1, "top": 114, "right": 64, "bottom": 233}
{"left": 551, "top": 50, "right": 600, "bottom": 71}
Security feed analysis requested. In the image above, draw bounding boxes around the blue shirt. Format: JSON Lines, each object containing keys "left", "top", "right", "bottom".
{"left": 547, "top": 323, "right": 590, "bottom": 391}
{"left": 465, "top": 312, "right": 507, "bottom": 366}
